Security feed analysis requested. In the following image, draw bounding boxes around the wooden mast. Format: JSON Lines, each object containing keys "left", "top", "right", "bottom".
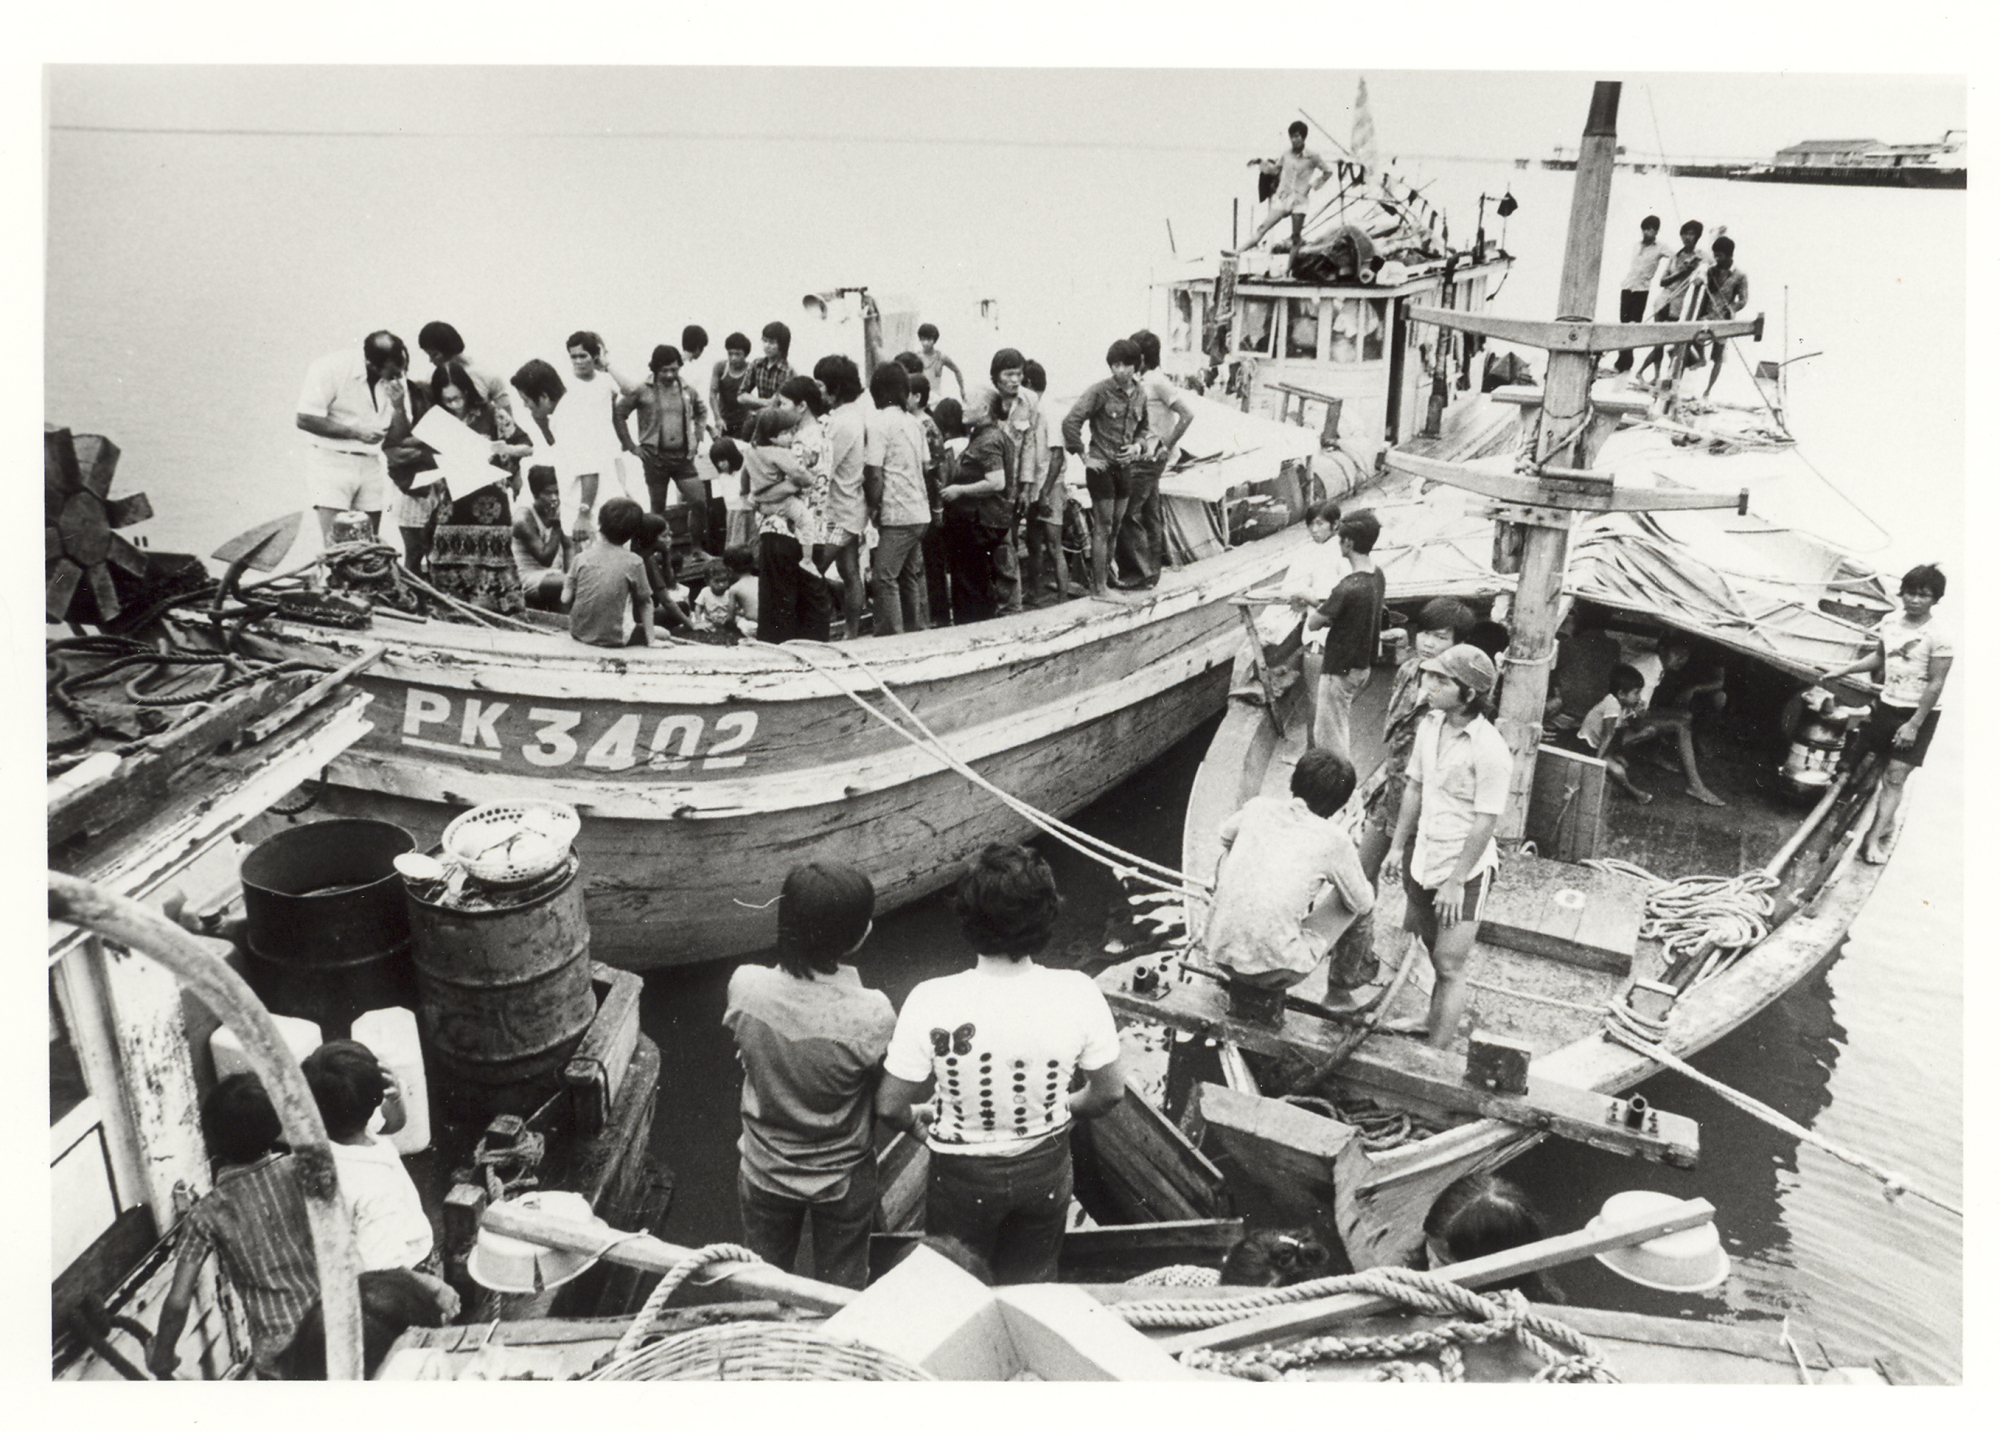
{"left": 1389, "top": 81, "right": 1762, "bottom": 844}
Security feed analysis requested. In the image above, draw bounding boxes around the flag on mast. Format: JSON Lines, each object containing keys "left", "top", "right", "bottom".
{"left": 1352, "top": 77, "right": 1379, "bottom": 171}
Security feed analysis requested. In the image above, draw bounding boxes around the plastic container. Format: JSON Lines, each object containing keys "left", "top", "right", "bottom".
{"left": 210, "top": 1013, "right": 323, "bottom": 1085}
{"left": 352, "top": 1006, "right": 430, "bottom": 1155}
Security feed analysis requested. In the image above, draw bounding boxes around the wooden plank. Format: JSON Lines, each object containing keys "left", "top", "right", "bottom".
{"left": 1162, "top": 1197, "right": 1718, "bottom": 1353}
{"left": 1195, "top": 1082, "right": 1353, "bottom": 1196}
{"left": 562, "top": 962, "right": 644, "bottom": 1139}
{"left": 1387, "top": 451, "right": 1745, "bottom": 512}
{"left": 1478, "top": 853, "right": 1643, "bottom": 975}
{"left": 875, "top": 1131, "right": 928, "bottom": 1234}
{"left": 1099, "top": 960, "right": 1697, "bottom": 1166}
{"left": 238, "top": 642, "right": 383, "bottom": 745}
{"left": 1072, "top": 1078, "right": 1230, "bottom": 1224}
{"left": 869, "top": 1218, "right": 1245, "bottom": 1285}
{"left": 1524, "top": 744, "right": 1606, "bottom": 863}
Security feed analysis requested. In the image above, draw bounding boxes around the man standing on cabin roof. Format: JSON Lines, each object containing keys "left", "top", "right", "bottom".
{"left": 1697, "top": 236, "right": 1750, "bottom": 397}
{"left": 1244, "top": 121, "right": 1335, "bottom": 249}
{"left": 1381, "top": 645, "right": 1512, "bottom": 1049}
{"left": 1610, "top": 216, "right": 1667, "bottom": 375}
{"left": 296, "top": 330, "right": 408, "bottom": 541}
{"left": 1304, "top": 509, "right": 1385, "bottom": 760}
{"left": 1124, "top": 330, "right": 1195, "bottom": 591}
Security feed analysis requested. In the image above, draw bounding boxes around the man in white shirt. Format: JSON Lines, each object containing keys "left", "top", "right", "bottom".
{"left": 1610, "top": 215, "right": 1667, "bottom": 374}
{"left": 1245, "top": 122, "right": 1335, "bottom": 249}
{"left": 877, "top": 844, "right": 1125, "bottom": 1284}
{"left": 296, "top": 330, "right": 407, "bottom": 540}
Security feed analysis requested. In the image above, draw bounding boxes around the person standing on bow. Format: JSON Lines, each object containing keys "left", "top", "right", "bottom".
{"left": 296, "top": 330, "right": 407, "bottom": 541}
{"left": 1698, "top": 236, "right": 1750, "bottom": 397}
{"left": 1244, "top": 121, "right": 1335, "bottom": 249}
{"left": 1061, "top": 338, "right": 1151, "bottom": 598}
{"left": 1610, "top": 215, "right": 1668, "bottom": 375}
{"left": 1124, "top": 330, "right": 1195, "bottom": 592}
{"left": 615, "top": 343, "right": 717, "bottom": 555}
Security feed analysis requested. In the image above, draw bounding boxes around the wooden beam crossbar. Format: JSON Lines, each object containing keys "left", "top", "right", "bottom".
{"left": 1406, "top": 306, "right": 1763, "bottom": 353}
{"left": 1387, "top": 451, "right": 1746, "bottom": 513}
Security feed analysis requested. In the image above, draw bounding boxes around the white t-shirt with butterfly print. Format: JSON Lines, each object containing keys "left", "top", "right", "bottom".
{"left": 884, "top": 957, "right": 1120, "bottom": 1158}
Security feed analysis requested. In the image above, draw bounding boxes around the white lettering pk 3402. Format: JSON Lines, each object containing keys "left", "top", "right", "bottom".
{"left": 398, "top": 688, "right": 758, "bottom": 772}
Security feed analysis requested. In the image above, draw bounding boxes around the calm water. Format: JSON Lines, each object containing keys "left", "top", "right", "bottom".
{"left": 45, "top": 104, "right": 1962, "bottom": 1382}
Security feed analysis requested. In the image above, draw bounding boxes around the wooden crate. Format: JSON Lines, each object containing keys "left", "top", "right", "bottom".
{"left": 1525, "top": 744, "right": 1607, "bottom": 862}
{"left": 1478, "top": 853, "right": 1647, "bottom": 976}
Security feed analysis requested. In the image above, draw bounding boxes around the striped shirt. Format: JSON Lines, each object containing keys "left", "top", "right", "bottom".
{"left": 178, "top": 1152, "right": 321, "bottom": 1375}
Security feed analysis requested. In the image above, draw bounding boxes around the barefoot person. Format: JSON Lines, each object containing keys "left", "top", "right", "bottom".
{"left": 1380, "top": 644, "right": 1510, "bottom": 1048}
{"left": 1619, "top": 637, "right": 1727, "bottom": 806}
{"left": 1823, "top": 563, "right": 1951, "bottom": 864}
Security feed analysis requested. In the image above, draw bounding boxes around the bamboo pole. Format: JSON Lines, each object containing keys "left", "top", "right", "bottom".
{"left": 47, "top": 872, "right": 365, "bottom": 1380}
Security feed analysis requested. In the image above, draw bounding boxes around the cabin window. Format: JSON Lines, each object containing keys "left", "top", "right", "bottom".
{"left": 1170, "top": 290, "right": 1195, "bottom": 351}
{"left": 1237, "top": 296, "right": 1275, "bottom": 355}
{"left": 1329, "top": 299, "right": 1387, "bottom": 363}
{"left": 1364, "top": 298, "right": 1388, "bottom": 361}
{"left": 1284, "top": 298, "right": 1322, "bottom": 359}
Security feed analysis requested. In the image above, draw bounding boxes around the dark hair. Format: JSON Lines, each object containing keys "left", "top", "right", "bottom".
{"left": 280, "top": 1268, "right": 448, "bottom": 1380}
{"left": 566, "top": 330, "right": 604, "bottom": 359}
{"left": 596, "top": 497, "right": 646, "bottom": 545}
{"left": 640, "top": 511, "right": 670, "bottom": 555}
{"left": 1679, "top": 220, "right": 1704, "bottom": 240}
{"left": 751, "top": 408, "right": 792, "bottom": 445}
{"left": 1640, "top": 214, "right": 1661, "bottom": 230}
{"left": 431, "top": 360, "right": 487, "bottom": 415}
{"left": 512, "top": 358, "right": 567, "bottom": 407}
{"left": 1711, "top": 235, "right": 1735, "bottom": 258}
{"left": 1129, "top": 330, "right": 1162, "bottom": 371}
{"left": 417, "top": 320, "right": 465, "bottom": 359}
{"left": 1423, "top": 1173, "right": 1560, "bottom": 1301}
{"left": 870, "top": 361, "right": 911, "bottom": 409}
{"left": 1306, "top": 499, "right": 1343, "bottom": 529}
{"left": 1220, "top": 1229, "right": 1329, "bottom": 1287}
{"left": 933, "top": 398, "right": 964, "bottom": 438}
{"left": 708, "top": 436, "right": 744, "bottom": 471}
{"left": 894, "top": 350, "right": 925, "bottom": 376}
{"left": 779, "top": 374, "right": 828, "bottom": 417}
{"left": 1337, "top": 508, "right": 1380, "bottom": 553}
{"left": 200, "top": 1073, "right": 283, "bottom": 1167}
{"left": 1288, "top": 120, "right": 1309, "bottom": 139}
{"left": 722, "top": 543, "right": 757, "bottom": 577}
{"left": 813, "top": 354, "right": 864, "bottom": 406}
{"left": 1106, "top": 337, "right": 1142, "bottom": 368}
{"left": 775, "top": 860, "right": 876, "bottom": 977}
{"left": 725, "top": 330, "right": 752, "bottom": 356}
{"left": 650, "top": 343, "right": 683, "bottom": 372}
{"left": 1289, "top": 747, "right": 1357, "bottom": 817}
{"left": 950, "top": 842, "right": 1061, "bottom": 958}
{"left": 1416, "top": 596, "right": 1476, "bottom": 638}
{"left": 760, "top": 320, "right": 791, "bottom": 357}
{"left": 681, "top": 324, "right": 708, "bottom": 354}
{"left": 302, "top": 1039, "right": 386, "bottom": 1142}
{"left": 527, "top": 464, "right": 560, "bottom": 497}
{"left": 1021, "top": 360, "right": 1047, "bottom": 394}
{"left": 1466, "top": 619, "right": 1510, "bottom": 659}
{"left": 907, "top": 371, "right": 932, "bottom": 406}
{"left": 917, "top": 322, "right": 940, "bottom": 342}
{"left": 363, "top": 330, "right": 409, "bottom": 373}
{"left": 990, "top": 347, "right": 1025, "bottom": 381}
{"left": 1609, "top": 662, "right": 1645, "bottom": 695}
{"left": 1900, "top": 563, "right": 1945, "bottom": 599}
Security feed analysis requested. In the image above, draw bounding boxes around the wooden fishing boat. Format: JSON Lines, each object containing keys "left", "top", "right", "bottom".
{"left": 174, "top": 217, "right": 1512, "bottom": 972}
{"left": 1098, "top": 82, "right": 1905, "bottom": 1273}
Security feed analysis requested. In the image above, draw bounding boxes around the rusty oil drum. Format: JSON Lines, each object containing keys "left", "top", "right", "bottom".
{"left": 406, "top": 859, "right": 596, "bottom": 1120}
{"left": 239, "top": 818, "right": 418, "bottom": 1038}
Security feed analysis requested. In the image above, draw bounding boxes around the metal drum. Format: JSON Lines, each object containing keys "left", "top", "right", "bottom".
{"left": 239, "top": 818, "right": 418, "bottom": 1038}
{"left": 406, "top": 859, "right": 596, "bottom": 1121}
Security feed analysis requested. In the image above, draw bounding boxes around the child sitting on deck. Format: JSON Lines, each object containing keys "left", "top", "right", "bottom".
{"left": 1569, "top": 662, "right": 1654, "bottom": 803}
{"left": 1203, "top": 747, "right": 1376, "bottom": 994}
{"left": 563, "top": 497, "right": 654, "bottom": 647}
{"left": 690, "top": 556, "right": 748, "bottom": 640}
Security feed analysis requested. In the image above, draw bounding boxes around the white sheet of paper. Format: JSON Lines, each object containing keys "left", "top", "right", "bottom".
{"left": 411, "top": 406, "right": 501, "bottom": 494}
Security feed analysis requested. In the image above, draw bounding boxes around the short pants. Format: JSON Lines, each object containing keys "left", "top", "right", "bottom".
{"left": 304, "top": 446, "right": 385, "bottom": 512}
{"left": 1085, "top": 460, "right": 1133, "bottom": 505}
{"left": 1847, "top": 699, "right": 1940, "bottom": 769}
{"left": 1402, "top": 867, "right": 1490, "bottom": 947}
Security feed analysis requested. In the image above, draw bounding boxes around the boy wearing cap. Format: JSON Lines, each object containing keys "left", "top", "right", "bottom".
{"left": 1304, "top": 509, "right": 1386, "bottom": 760}
{"left": 1381, "top": 644, "right": 1513, "bottom": 1048}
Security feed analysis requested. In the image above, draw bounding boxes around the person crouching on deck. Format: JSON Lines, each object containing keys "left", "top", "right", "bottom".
{"left": 1380, "top": 644, "right": 1511, "bottom": 1048}
{"left": 1203, "top": 747, "right": 1376, "bottom": 994}
{"left": 723, "top": 861, "right": 895, "bottom": 1289}
{"left": 877, "top": 844, "right": 1126, "bottom": 1285}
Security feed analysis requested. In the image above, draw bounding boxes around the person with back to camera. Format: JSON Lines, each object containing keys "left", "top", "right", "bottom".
{"left": 1204, "top": 747, "right": 1376, "bottom": 998}
{"left": 1822, "top": 563, "right": 1952, "bottom": 864}
{"left": 723, "top": 860, "right": 895, "bottom": 1289}
{"left": 1303, "top": 509, "right": 1385, "bottom": 761}
{"left": 1421, "top": 1171, "right": 1563, "bottom": 1302}
{"left": 876, "top": 844, "right": 1126, "bottom": 1284}
{"left": 1380, "top": 644, "right": 1512, "bottom": 1048}
{"left": 563, "top": 496, "right": 653, "bottom": 647}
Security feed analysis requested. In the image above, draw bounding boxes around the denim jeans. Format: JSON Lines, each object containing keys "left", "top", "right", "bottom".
{"left": 925, "top": 1133, "right": 1071, "bottom": 1285}
{"left": 871, "top": 523, "right": 929, "bottom": 634}
{"left": 1115, "top": 458, "right": 1165, "bottom": 584}
{"left": 736, "top": 1159, "right": 879, "bottom": 1290}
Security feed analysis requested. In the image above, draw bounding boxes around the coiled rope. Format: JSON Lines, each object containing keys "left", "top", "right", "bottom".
{"left": 1583, "top": 858, "right": 1776, "bottom": 977}
{"left": 608, "top": 1243, "right": 764, "bottom": 1364}
{"left": 773, "top": 639, "right": 1211, "bottom": 904}
{"left": 1122, "top": 1267, "right": 1615, "bottom": 1383}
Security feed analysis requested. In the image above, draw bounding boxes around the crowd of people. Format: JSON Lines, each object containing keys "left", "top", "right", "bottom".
{"left": 296, "top": 316, "right": 1202, "bottom": 648}
{"left": 1607, "top": 213, "right": 1751, "bottom": 395}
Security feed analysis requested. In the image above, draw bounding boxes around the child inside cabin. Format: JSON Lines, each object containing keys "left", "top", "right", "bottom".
{"left": 1203, "top": 748, "right": 1376, "bottom": 995}
{"left": 711, "top": 437, "right": 758, "bottom": 552}
{"left": 1571, "top": 662, "right": 1654, "bottom": 804}
{"left": 563, "top": 496, "right": 654, "bottom": 647}
{"left": 149, "top": 1074, "right": 324, "bottom": 1378}
{"left": 302, "top": 1040, "right": 446, "bottom": 1285}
